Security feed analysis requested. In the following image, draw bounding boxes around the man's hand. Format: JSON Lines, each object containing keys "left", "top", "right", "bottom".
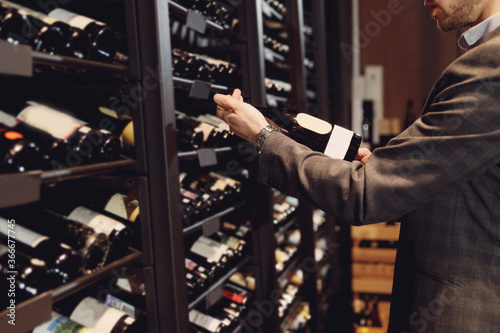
{"left": 355, "top": 148, "right": 371, "bottom": 164}
{"left": 214, "top": 89, "right": 269, "bottom": 143}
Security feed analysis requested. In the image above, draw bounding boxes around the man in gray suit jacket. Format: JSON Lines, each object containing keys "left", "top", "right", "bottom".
{"left": 215, "top": 0, "right": 500, "bottom": 332}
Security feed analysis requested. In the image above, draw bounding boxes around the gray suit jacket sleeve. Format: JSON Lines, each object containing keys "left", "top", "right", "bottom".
{"left": 257, "top": 39, "right": 500, "bottom": 225}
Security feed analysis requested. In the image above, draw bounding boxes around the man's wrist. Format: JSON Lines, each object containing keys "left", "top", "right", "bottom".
{"left": 254, "top": 125, "right": 279, "bottom": 154}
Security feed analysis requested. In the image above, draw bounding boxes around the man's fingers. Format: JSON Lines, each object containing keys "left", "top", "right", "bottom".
{"left": 214, "top": 93, "right": 239, "bottom": 113}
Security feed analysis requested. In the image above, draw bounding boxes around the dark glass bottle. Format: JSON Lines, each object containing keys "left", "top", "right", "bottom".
{"left": 16, "top": 101, "right": 122, "bottom": 165}
{"left": 0, "top": 216, "right": 81, "bottom": 281}
{"left": 0, "top": 243, "right": 55, "bottom": 307}
{"left": 180, "top": 172, "right": 224, "bottom": 206}
{"left": 1, "top": 0, "right": 91, "bottom": 59}
{"left": 176, "top": 112, "right": 221, "bottom": 148}
{"left": 48, "top": 8, "right": 129, "bottom": 66}
{"left": 17, "top": 208, "right": 110, "bottom": 274}
{"left": 0, "top": 124, "right": 48, "bottom": 173}
{"left": 64, "top": 206, "right": 133, "bottom": 261}
{"left": 254, "top": 105, "right": 362, "bottom": 161}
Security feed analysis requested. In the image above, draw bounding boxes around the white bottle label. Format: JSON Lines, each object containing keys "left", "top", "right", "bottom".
{"left": 190, "top": 236, "right": 228, "bottom": 262}
{"left": 324, "top": 125, "right": 354, "bottom": 160}
{"left": 0, "top": 218, "right": 48, "bottom": 247}
{"left": 48, "top": 8, "right": 106, "bottom": 30}
{"left": 189, "top": 309, "right": 221, "bottom": 332}
{"left": 17, "top": 102, "right": 82, "bottom": 140}
{"left": 104, "top": 193, "right": 128, "bottom": 220}
{"left": 69, "top": 207, "right": 125, "bottom": 236}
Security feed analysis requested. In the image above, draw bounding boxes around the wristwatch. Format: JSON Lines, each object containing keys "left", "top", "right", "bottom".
{"left": 254, "top": 125, "right": 279, "bottom": 154}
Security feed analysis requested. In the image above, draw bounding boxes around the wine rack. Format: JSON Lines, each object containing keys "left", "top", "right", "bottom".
{"left": 0, "top": 0, "right": 349, "bottom": 332}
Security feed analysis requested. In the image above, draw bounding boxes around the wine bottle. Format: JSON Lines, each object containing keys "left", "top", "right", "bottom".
{"left": 189, "top": 309, "right": 228, "bottom": 333}
{"left": 16, "top": 101, "right": 122, "bottom": 164}
{"left": 176, "top": 113, "right": 205, "bottom": 151}
{"left": 61, "top": 296, "right": 137, "bottom": 333}
{"left": 190, "top": 236, "right": 234, "bottom": 270}
{"left": 98, "top": 107, "right": 135, "bottom": 148}
{"left": 0, "top": 109, "right": 75, "bottom": 169}
{"left": 0, "top": 124, "right": 48, "bottom": 173}
{"left": 12, "top": 208, "right": 110, "bottom": 274}
{"left": 185, "top": 257, "right": 213, "bottom": 284}
{"left": 254, "top": 105, "right": 362, "bottom": 161}
{"left": 0, "top": 216, "right": 81, "bottom": 281}
{"left": 33, "top": 311, "right": 97, "bottom": 333}
{"left": 0, "top": 0, "right": 91, "bottom": 59}
{"left": 67, "top": 206, "right": 132, "bottom": 261}
{"left": 209, "top": 231, "right": 246, "bottom": 258}
{"left": 176, "top": 112, "right": 221, "bottom": 148}
{"left": 48, "top": 8, "right": 129, "bottom": 65}
{"left": 0, "top": 243, "right": 54, "bottom": 307}
{"left": 180, "top": 172, "right": 225, "bottom": 206}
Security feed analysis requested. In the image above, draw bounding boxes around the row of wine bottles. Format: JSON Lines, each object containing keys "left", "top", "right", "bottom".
{"left": 180, "top": 170, "right": 247, "bottom": 225}
{"left": 189, "top": 277, "right": 253, "bottom": 333}
{"left": 263, "top": 33, "right": 289, "bottom": 58}
{"left": 265, "top": 77, "right": 291, "bottom": 98}
{"left": 0, "top": 193, "right": 137, "bottom": 303}
{"left": 172, "top": 48, "right": 242, "bottom": 88}
{"left": 264, "top": 0, "right": 287, "bottom": 18}
{"left": 176, "top": 111, "right": 240, "bottom": 151}
{"left": 0, "top": 1, "right": 128, "bottom": 66}
{"left": 0, "top": 101, "right": 133, "bottom": 173}
{"left": 352, "top": 294, "right": 383, "bottom": 328}
{"left": 273, "top": 194, "right": 299, "bottom": 226}
{"left": 170, "top": 0, "right": 238, "bottom": 30}
{"left": 186, "top": 229, "right": 248, "bottom": 299}
{"left": 32, "top": 295, "right": 145, "bottom": 333}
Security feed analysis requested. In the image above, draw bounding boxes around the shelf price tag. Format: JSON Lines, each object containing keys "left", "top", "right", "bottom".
{"left": 186, "top": 9, "right": 207, "bottom": 34}
{"left": 205, "top": 282, "right": 223, "bottom": 310}
{"left": 202, "top": 213, "right": 220, "bottom": 237}
{"left": 189, "top": 80, "right": 212, "bottom": 100}
{"left": 0, "top": 40, "right": 32, "bottom": 77}
{"left": 0, "top": 172, "right": 41, "bottom": 209}
{"left": 197, "top": 148, "right": 217, "bottom": 167}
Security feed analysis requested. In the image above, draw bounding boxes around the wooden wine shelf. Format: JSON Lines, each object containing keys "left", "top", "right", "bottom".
{"left": 351, "top": 223, "right": 400, "bottom": 241}
{"left": 351, "top": 248, "right": 397, "bottom": 264}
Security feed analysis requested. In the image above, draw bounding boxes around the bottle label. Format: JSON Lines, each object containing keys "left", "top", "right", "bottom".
{"left": 219, "top": 234, "right": 241, "bottom": 250}
{"left": 0, "top": 219, "right": 48, "bottom": 247}
{"left": 70, "top": 297, "right": 112, "bottom": 328}
{"left": 69, "top": 207, "right": 125, "bottom": 236}
{"left": 0, "top": 244, "right": 8, "bottom": 257}
{"left": 324, "top": 125, "right": 354, "bottom": 160}
{"left": 105, "top": 193, "right": 139, "bottom": 223}
{"left": 222, "top": 289, "right": 245, "bottom": 304}
{"left": 33, "top": 312, "right": 93, "bottom": 333}
{"left": 121, "top": 121, "right": 135, "bottom": 147}
{"left": 104, "top": 294, "right": 136, "bottom": 318}
{"left": 48, "top": 8, "right": 106, "bottom": 30}
{"left": 94, "top": 308, "right": 134, "bottom": 333}
{"left": 189, "top": 309, "right": 221, "bottom": 332}
{"left": 17, "top": 102, "right": 82, "bottom": 140}
{"left": 190, "top": 236, "right": 228, "bottom": 262}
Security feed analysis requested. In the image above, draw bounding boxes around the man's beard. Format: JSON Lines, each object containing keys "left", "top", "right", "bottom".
{"left": 436, "top": 0, "right": 483, "bottom": 32}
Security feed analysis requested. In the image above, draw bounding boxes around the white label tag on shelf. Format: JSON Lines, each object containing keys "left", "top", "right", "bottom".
{"left": 189, "top": 80, "right": 212, "bottom": 99}
{"left": 197, "top": 148, "right": 217, "bottom": 167}
{"left": 202, "top": 214, "right": 220, "bottom": 237}
{"left": 206, "top": 282, "right": 223, "bottom": 310}
{"left": 186, "top": 9, "right": 207, "bottom": 34}
{"left": 0, "top": 40, "right": 32, "bottom": 77}
{"left": 266, "top": 95, "right": 279, "bottom": 107}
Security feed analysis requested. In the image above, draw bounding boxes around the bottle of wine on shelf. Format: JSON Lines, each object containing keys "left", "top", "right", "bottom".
{"left": 32, "top": 311, "right": 95, "bottom": 333}
{"left": 98, "top": 107, "right": 135, "bottom": 149}
{"left": 0, "top": 216, "right": 81, "bottom": 281}
{"left": 55, "top": 296, "right": 138, "bottom": 333}
{"left": 0, "top": 124, "right": 48, "bottom": 173}
{"left": 190, "top": 236, "right": 235, "bottom": 272}
{"left": 48, "top": 8, "right": 129, "bottom": 65}
{"left": 180, "top": 172, "right": 225, "bottom": 206}
{"left": 0, "top": 243, "right": 57, "bottom": 307}
{"left": 16, "top": 101, "right": 122, "bottom": 165}
{"left": 176, "top": 111, "right": 222, "bottom": 148}
{"left": 0, "top": 0, "right": 91, "bottom": 60}
{"left": 189, "top": 308, "right": 229, "bottom": 333}
{"left": 66, "top": 206, "right": 133, "bottom": 261}
{"left": 254, "top": 105, "right": 362, "bottom": 161}
{"left": 176, "top": 113, "right": 205, "bottom": 151}
{"left": 7, "top": 208, "right": 110, "bottom": 274}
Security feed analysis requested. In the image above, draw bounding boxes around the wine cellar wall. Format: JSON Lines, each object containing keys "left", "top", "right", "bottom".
{"left": 0, "top": 1, "right": 348, "bottom": 332}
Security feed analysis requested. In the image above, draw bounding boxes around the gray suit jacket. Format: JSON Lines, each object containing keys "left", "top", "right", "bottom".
{"left": 257, "top": 28, "right": 500, "bottom": 332}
